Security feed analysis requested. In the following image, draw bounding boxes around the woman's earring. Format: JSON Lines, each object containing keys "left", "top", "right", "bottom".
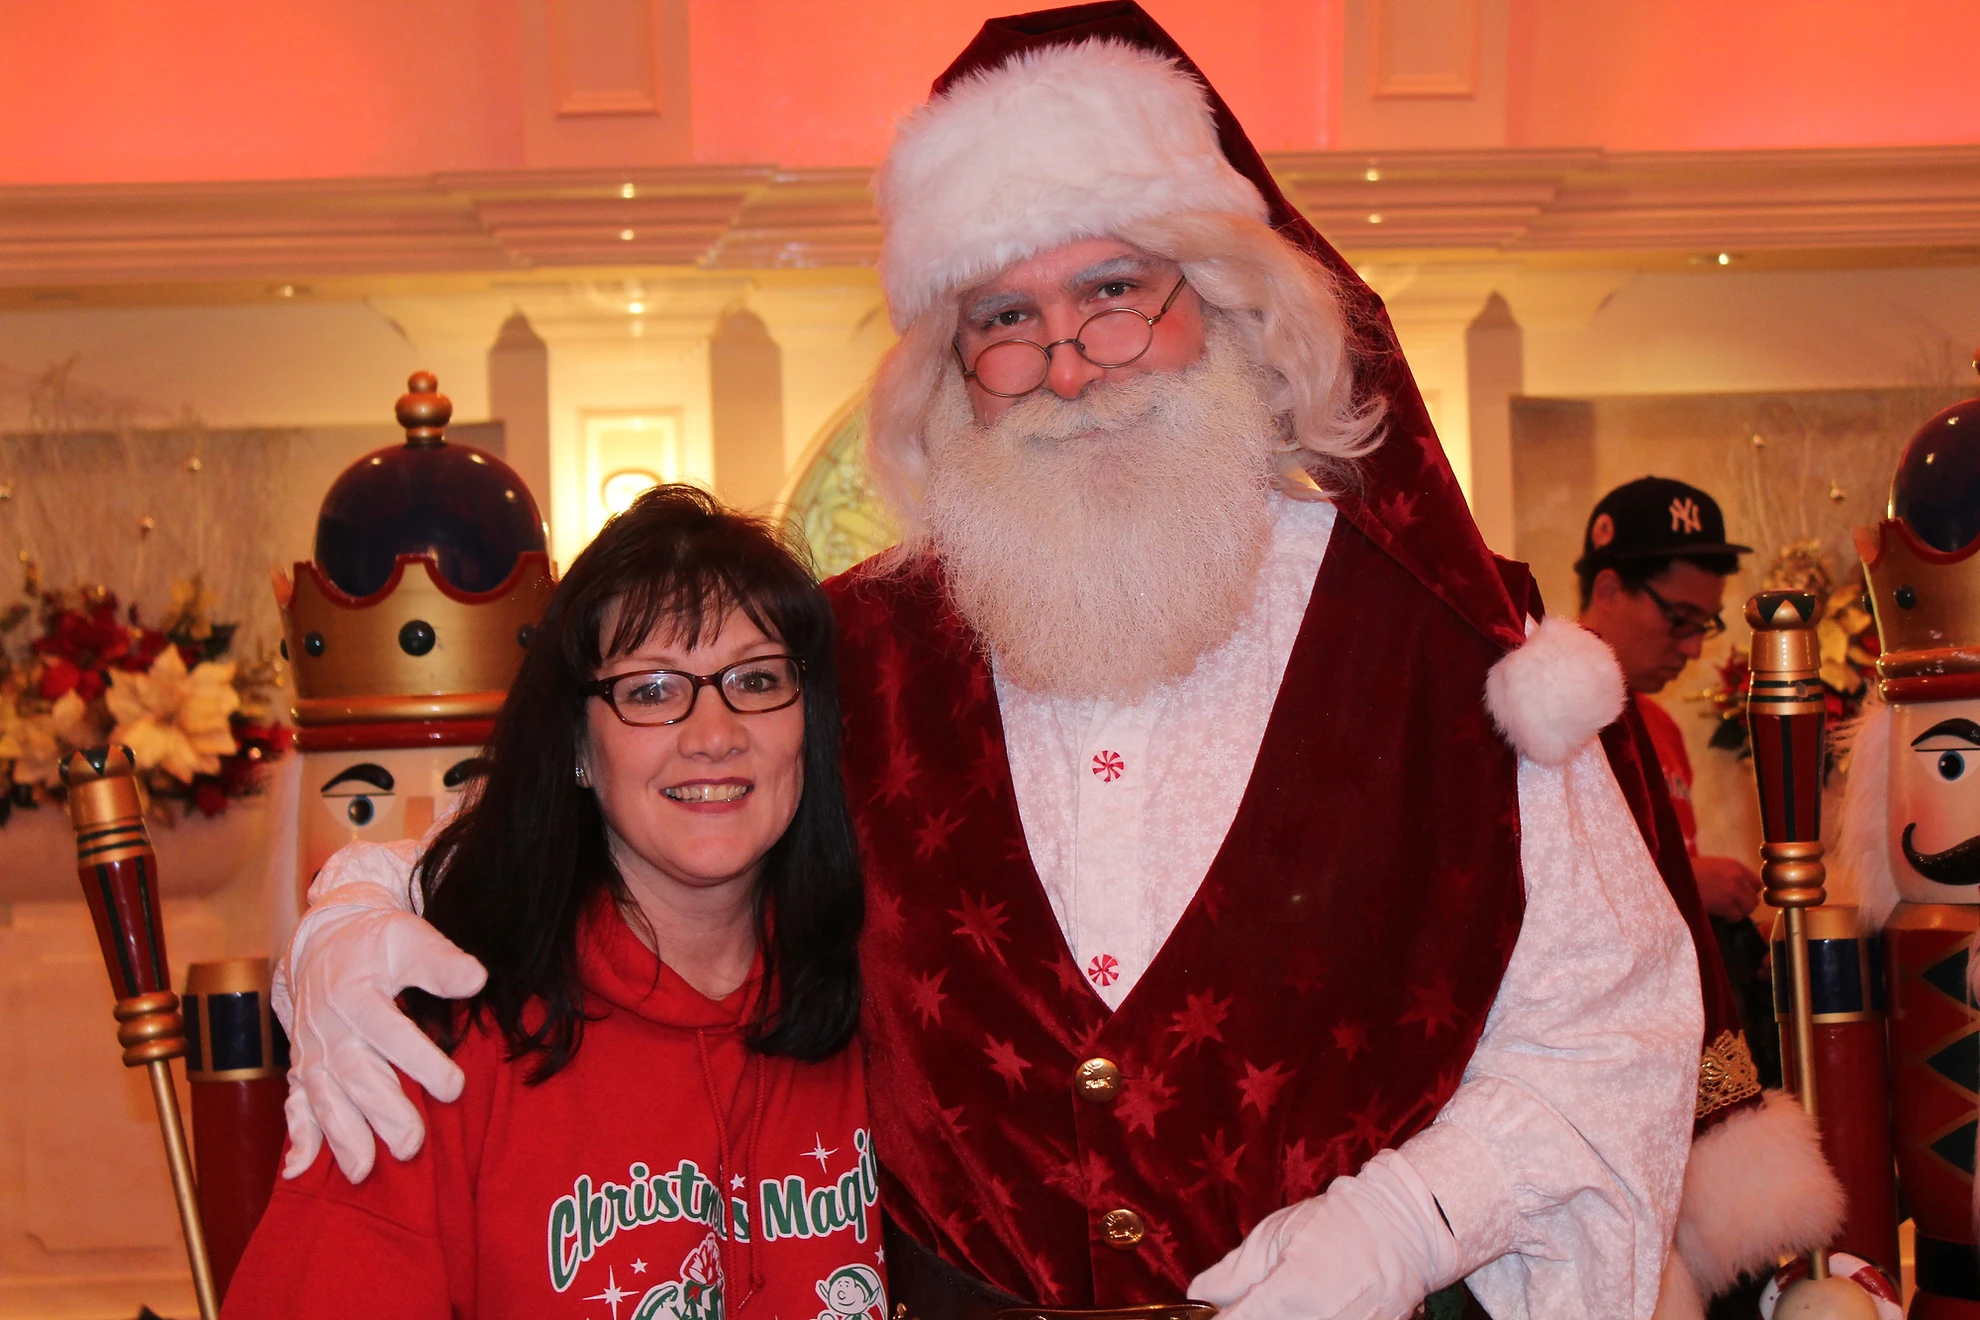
{"left": 574, "top": 763, "right": 589, "bottom": 788}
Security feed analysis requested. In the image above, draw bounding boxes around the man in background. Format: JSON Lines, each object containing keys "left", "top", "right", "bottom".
{"left": 1577, "top": 476, "right": 1778, "bottom": 1090}
{"left": 1578, "top": 476, "right": 1759, "bottom": 921}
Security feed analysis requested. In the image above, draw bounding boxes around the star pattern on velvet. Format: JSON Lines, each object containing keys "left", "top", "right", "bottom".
{"left": 983, "top": 1036, "right": 1033, "bottom": 1092}
{"left": 1027, "top": 1251, "right": 1061, "bottom": 1305}
{"left": 938, "top": 1103, "right": 969, "bottom": 1137}
{"left": 949, "top": 891, "right": 1012, "bottom": 961}
{"left": 951, "top": 663, "right": 992, "bottom": 723}
{"left": 1168, "top": 989, "right": 1234, "bottom": 1056}
{"left": 914, "top": 808, "right": 963, "bottom": 861}
{"left": 963, "top": 728, "right": 1007, "bottom": 801}
{"left": 1117, "top": 1066, "right": 1178, "bottom": 1137}
{"left": 1380, "top": 486, "right": 1423, "bottom": 529}
{"left": 1285, "top": 945, "right": 1327, "bottom": 994}
{"left": 1343, "top": 1096, "right": 1389, "bottom": 1154}
{"left": 866, "top": 889, "right": 904, "bottom": 942}
{"left": 1332, "top": 1020, "right": 1370, "bottom": 1061}
{"left": 984, "top": 1175, "right": 1017, "bottom": 1211}
{"left": 1187, "top": 1129, "right": 1248, "bottom": 1192}
{"left": 874, "top": 744, "right": 922, "bottom": 807}
{"left": 1043, "top": 949, "right": 1087, "bottom": 998}
{"left": 907, "top": 968, "right": 948, "bottom": 1027}
{"left": 873, "top": 647, "right": 911, "bottom": 713}
{"left": 1196, "top": 876, "right": 1228, "bottom": 924}
{"left": 1398, "top": 972, "right": 1463, "bottom": 1037}
{"left": 1067, "top": 1019, "right": 1106, "bottom": 1059}
{"left": 933, "top": 1207, "right": 973, "bottom": 1249}
{"left": 1046, "top": 1147, "right": 1114, "bottom": 1201}
{"left": 1280, "top": 1138, "right": 1327, "bottom": 1201}
{"left": 1237, "top": 1059, "right": 1294, "bottom": 1117}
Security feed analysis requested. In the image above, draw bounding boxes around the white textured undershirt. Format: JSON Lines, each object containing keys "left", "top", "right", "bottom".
{"left": 995, "top": 493, "right": 1335, "bottom": 1007}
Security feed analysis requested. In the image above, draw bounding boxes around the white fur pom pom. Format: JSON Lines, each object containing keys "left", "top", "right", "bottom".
{"left": 1484, "top": 616, "right": 1626, "bottom": 766}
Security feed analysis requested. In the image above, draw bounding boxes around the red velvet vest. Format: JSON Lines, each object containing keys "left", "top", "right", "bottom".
{"left": 825, "top": 518, "right": 1525, "bottom": 1305}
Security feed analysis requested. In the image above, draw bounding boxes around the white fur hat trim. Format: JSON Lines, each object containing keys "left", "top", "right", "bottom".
{"left": 875, "top": 39, "right": 1269, "bottom": 330}
{"left": 1485, "top": 615, "right": 1627, "bottom": 766}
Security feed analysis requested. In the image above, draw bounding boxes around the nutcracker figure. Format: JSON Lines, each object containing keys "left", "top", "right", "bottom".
{"left": 276, "top": 370, "right": 555, "bottom": 887}
{"left": 1828, "top": 362, "right": 1980, "bottom": 1318}
{"left": 161, "top": 371, "right": 555, "bottom": 1300}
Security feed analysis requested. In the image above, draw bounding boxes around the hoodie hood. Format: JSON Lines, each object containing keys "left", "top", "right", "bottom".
{"left": 577, "top": 893, "right": 765, "bottom": 1032}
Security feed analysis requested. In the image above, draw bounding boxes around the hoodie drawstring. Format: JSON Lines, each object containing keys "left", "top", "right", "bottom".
{"left": 695, "top": 1029, "right": 769, "bottom": 1314}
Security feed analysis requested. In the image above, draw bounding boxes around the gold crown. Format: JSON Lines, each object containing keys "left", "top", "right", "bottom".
{"left": 281, "top": 551, "right": 554, "bottom": 728}
{"left": 277, "top": 371, "right": 556, "bottom": 743}
{"left": 1856, "top": 518, "right": 1980, "bottom": 702}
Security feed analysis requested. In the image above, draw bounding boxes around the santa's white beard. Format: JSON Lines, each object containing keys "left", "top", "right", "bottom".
{"left": 920, "top": 321, "right": 1281, "bottom": 701}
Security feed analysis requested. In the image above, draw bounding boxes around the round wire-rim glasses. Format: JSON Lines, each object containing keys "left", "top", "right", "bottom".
{"left": 953, "top": 276, "right": 1190, "bottom": 398}
{"left": 584, "top": 655, "right": 806, "bottom": 727}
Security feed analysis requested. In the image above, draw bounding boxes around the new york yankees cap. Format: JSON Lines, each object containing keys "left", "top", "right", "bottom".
{"left": 1574, "top": 476, "right": 1752, "bottom": 576}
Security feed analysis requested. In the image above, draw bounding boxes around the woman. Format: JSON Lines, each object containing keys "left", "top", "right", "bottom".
{"left": 226, "top": 486, "right": 876, "bottom": 1320}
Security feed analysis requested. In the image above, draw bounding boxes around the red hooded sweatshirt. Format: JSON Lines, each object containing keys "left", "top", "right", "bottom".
{"left": 224, "top": 902, "right": 880, "bottom": 1320}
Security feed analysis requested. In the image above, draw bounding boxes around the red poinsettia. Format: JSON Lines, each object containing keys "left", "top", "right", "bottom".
{"left": 29, "top": 595, "right": 170, "bottom": 702}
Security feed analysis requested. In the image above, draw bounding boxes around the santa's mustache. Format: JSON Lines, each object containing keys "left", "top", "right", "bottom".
{"left": 1902, "top": 823, "right": 1980, "bottom": 885}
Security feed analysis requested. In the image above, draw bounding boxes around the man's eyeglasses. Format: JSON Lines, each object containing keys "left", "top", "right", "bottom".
{"left": 585, "top": 656, "right": 805, "bottom": 727}
{"left": 1640, "top": 583, "right": 1726, "bottom": 641}
{"left": 953, "top": 277, "right": 1189, "bottom": 398}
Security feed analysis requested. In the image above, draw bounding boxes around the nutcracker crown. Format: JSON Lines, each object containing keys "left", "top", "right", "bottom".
{"left": 1855, "top": 352, "right": 1980, "bottom": 704}
{"left": 277, "top": 371, "right": 556, "bottom": 746}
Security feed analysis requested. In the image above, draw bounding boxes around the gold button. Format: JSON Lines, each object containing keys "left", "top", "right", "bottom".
{"left": 1073, "top": 1057, "right": 1122, "bottom": 1103}
{"left": 1100, "top": 1207, "right": 1146, "bottom": 1249}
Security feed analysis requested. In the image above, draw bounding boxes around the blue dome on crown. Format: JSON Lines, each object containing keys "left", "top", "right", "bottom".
{"left": 313, "top": 372, "right": 546, "bottom": 598}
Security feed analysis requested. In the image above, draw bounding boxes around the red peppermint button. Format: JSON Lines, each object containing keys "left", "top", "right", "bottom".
{"left": 1091, "top": 750, "right": 1124, "bottom": 782}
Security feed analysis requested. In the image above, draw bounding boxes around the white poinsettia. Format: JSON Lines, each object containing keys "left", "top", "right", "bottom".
{"left": 14, "top": 691, "right": 95, "bottom": 786}
{"left": 105, "top": 647, "right": 239, "bottom": 783}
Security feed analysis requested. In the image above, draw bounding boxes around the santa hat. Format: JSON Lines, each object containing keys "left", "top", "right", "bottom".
{"left": 896, "top": 3, "right": 1622, "bottom": 763}
{"left": 876, "top": 39, "right": 1267, "bottom": 330}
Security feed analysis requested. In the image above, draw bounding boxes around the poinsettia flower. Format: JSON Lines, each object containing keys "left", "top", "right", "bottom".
{"left": 14, "top": 691, "right": 94, "bottom": 786}
{"left": 37, "top": 655, "right": 81, "bottom": 700}
{"left": 105, "top": 647, "right": 240, "bottom": 784}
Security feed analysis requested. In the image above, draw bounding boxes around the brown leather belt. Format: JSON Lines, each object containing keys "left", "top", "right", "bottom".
{"left": 882, "top": 1217, "right": 1218, "bottom": 1320}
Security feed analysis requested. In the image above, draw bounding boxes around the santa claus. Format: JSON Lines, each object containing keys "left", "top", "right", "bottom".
{"left": 268, "top": 7, "right": 1799, "bottom": 1318}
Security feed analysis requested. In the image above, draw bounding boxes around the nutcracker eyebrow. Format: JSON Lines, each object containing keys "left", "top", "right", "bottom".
{"left": 1912, "top": 718, "right": 1980, "bottom": 747}
{"left": 321, "top": 763, "right": 395, "bottom": 792}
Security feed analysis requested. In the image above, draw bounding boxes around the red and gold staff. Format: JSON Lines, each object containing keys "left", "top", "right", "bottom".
{"left": 1747, "top": 596, "right": 1885, "bottom": 1319}
{"left": 61, "top": 744, "right": 219, "bottom": 1320}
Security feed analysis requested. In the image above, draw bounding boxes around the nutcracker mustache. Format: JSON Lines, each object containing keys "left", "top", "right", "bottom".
{"left": 1901, "top": 823, "right": 1980, "bottom": 885}
{"left": 921, "top": 318, "right": 1280, "bottom": 701}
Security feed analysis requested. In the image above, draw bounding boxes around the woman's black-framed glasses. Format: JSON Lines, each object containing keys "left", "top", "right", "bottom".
{"left": 1640, "top": 582, "right": 1726, "bottom": 641}
{"left": 954, "top": 276, "right": 1190, "bottom": 398}
{"left": 585, "top": 655, "right": 805, "bottom": 727}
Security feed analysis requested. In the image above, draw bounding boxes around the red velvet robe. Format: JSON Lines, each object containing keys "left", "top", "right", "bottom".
{"left": 827, "top": 518, "right": 1525, "bottom": 1305}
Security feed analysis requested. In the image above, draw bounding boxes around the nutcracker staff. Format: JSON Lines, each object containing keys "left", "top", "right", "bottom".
{"left": 1828, "top": 362, "right": 1980, "bottom": 1319}
{"left": 61, "top": 745, "right": 220, "bottom": 1320}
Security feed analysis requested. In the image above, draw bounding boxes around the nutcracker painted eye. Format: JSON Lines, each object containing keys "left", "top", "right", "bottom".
{"left": 1941, "top": 751, "right": 1967, "bottom": 781}
{"left": 320, "top": 762, "right": 396, "bottom": 831}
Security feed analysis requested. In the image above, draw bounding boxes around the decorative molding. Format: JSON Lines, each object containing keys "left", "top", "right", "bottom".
{"left": 5, "top": 145, "right": 1980, "bottom": 294}
{"left": 1371, "top": 0, "right": 1480, "bottom": 99}
{"left": 547, "top": 0, "right": 664, "bottom": 117}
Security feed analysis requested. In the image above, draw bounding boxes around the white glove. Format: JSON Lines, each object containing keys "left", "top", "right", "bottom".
{"left": 1189, "top": 1149, "right": 1460, "bottom": 1320}
{"left": 272, "top": 839, "right": 486, "bottom": 1183}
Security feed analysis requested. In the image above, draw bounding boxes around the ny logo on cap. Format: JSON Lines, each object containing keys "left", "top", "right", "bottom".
{"left": 1669, "top": 497, "right": 1702, "bottom": 535}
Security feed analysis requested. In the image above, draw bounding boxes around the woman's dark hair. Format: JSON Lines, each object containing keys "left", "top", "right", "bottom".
{"left": 405, "top": 484, "right": 861, "bottom": 1080}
